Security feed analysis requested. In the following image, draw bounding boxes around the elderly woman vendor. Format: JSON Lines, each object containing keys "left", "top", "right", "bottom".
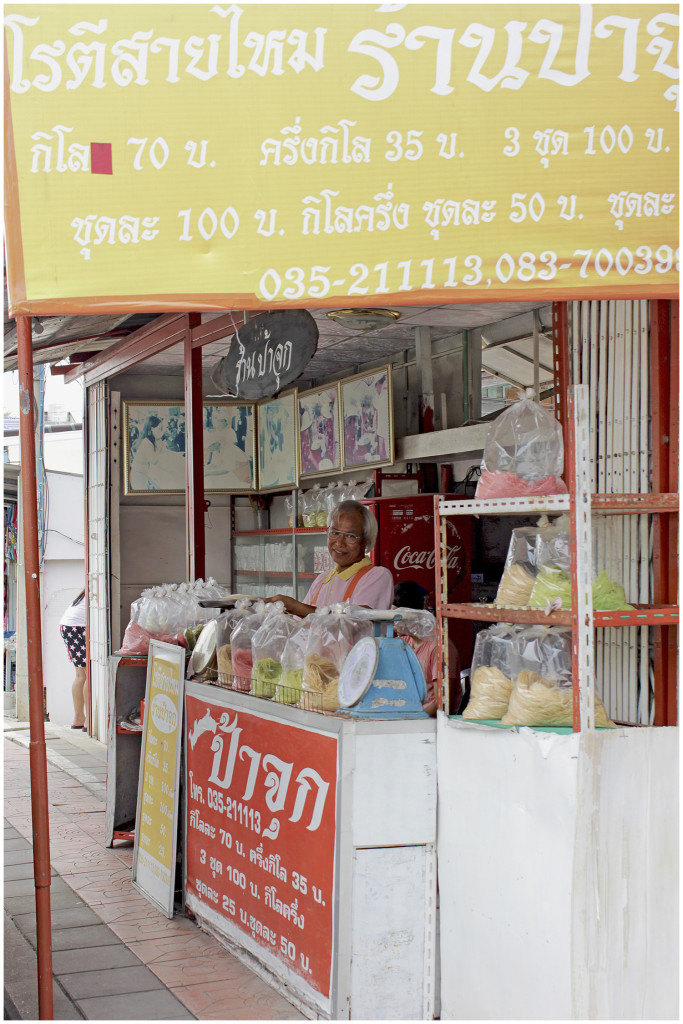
{"left": 266, "top": 500, "right": 393, "bottom": 616}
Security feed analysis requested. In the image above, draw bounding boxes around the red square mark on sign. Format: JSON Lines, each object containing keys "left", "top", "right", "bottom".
{"left": 90, "top": 143, "right": 112, "bottom": 174}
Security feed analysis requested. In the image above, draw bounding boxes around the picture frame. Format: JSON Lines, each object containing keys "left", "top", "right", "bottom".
{"left": 257, "top": 390, "right": 299, "bottom": 492}
{"left": 122, "top": 400, "right": 256, "bottom": 495}
{"left": 297, "top": 384, "right": 342, "bottom": 479}
{"left": 340, "top": 366, "right": 394, "bottom": 471}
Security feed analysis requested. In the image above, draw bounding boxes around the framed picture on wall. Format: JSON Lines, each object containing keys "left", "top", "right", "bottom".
{"left": 257, "top": 390, "right": 298, "bottom": 492}
{"left": 340, "top": 366, "right": 394, "bottom": 471}
{"left": 298, "top": 384, "right": 342, "bottom": 479}
{"left": 122, "top": 401, "right": 256, "bottom": 495}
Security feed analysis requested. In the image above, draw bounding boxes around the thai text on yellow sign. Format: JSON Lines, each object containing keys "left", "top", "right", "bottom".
{"left": 4, "top": 4, "right": 679, "bottom": 313}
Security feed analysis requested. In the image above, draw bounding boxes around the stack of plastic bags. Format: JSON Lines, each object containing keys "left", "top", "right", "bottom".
{"left": 119, "top": 578, "right": 231, "bottom": 655}
{"left": 495, "top": 520, "right": 633, "bottom": 612}
{"left": 502, "top": 626, "right": 615, "bottom": 728}
{"left": 475, "top": 391, "right": 568, "bottom": 498}
{"left": 462, "top": 624, "right": 615, "bottom": 728}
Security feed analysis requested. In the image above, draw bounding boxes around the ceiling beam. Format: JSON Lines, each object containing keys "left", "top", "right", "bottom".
{"left": 64, "top": 313, "right": 187, "bottom": 386}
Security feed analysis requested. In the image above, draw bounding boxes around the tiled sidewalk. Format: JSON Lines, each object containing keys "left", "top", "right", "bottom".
{"left": 4, "top": 724, "right": 302, "bottom": 1020}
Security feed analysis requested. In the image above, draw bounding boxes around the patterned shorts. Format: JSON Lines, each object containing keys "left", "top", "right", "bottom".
{"left": 60, "top": 626, "right": 86, "bottom": 668}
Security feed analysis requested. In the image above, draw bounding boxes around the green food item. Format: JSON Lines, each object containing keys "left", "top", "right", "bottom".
{"left": 528, "top": 567, "right": 573, "bottom": 608}
{"left": 274, "top": 669, "right": 304, "bottom": 705}
{"left": 251, "top": 657, "right": 281, "bottom": 698}
{"left": 184, "top": 625, "right": 204, "bottom": 651}
{"left": 529, "top": 567, "right": 634, "bottom": 610}
{"left": 591, "top": 571, "right": 634, "bottom": 610}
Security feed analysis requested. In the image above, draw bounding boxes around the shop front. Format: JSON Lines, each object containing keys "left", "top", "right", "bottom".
{"left": 4, "top": 5, "right": 679, "bottom": 1019}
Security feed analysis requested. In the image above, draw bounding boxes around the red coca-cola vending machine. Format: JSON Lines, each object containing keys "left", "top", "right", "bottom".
{"left": 367, "top": 494, "right": 474, "bottom": 668}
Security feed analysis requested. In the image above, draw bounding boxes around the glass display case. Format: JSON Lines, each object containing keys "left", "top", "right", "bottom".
{"left": 232, "top": 525, "right": 330, "bottom": 601}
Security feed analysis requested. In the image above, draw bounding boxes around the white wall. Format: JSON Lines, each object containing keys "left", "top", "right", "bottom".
{"left": 437, "top": 717, "right": 679, "bottom": 1020}
{"left": 4, "top": 429, "right": 83, "bottom": 474}
{"left": 44, "top": 566, "right": 86, "bottom": 727}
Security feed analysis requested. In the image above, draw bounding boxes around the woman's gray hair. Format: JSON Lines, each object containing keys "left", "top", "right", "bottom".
{"left": 328, "top": 499, "right": 378, "bottom": 549}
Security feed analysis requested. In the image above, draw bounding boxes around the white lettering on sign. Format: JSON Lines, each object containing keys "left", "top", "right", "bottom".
{"left": 393, "top": 543, "right": 462, "bottom": 572}
{"left": 151, "top": 692, "right": 178, "bottom": 734}
{"left": 5, "top": 10, "right": 678, "bottom": 108}
{"left": 189, "top": 710, "right": 331, "bottom": 835}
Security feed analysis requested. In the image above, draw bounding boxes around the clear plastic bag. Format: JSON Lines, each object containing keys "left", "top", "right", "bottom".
{"left": 214, "top": 602, "right": 252, "bottom": 684}
{"left": 495, "top": 522, "right": 570, "bottom": 608}
{"left": 119, "top": 620, "right": 187, "bottom": 656}
{"left": 302, "top": 608, "right": 373, "bottom": 711}
{"left": 393, "top": 609, "right": 436, "bottom": 641}
{"left": 229, "top": 601, "right": 272, "bottom": 691}
{"left": 462, "top": 624, "right": 522, "bottom": 720}
{"left": 275, "top": 619, "right": 312, "bottom": 705}
{"left": 476, "top": 391, "right": 568, "bottom": 498}
{"left": 251, "top": 612, "right": 299, "bottom": 699}
{"left": 502, "top": 626, "right": 615, "bottom": 727}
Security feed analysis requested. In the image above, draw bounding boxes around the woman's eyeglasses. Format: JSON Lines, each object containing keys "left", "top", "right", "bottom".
{"left": 328, "top": 527, "right": 361, "bottom": 544}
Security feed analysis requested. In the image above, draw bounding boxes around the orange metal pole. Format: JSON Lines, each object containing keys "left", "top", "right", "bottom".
{"left": 16, "top": 314, "right": 54, "bottom": 1019}
{"left": 185, "top": 312, "right": 205, "bottom": 581}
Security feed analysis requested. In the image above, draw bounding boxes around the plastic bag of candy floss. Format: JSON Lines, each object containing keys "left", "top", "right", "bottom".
{"left": 476, "top": 389, "right": 568, "bottom": 498}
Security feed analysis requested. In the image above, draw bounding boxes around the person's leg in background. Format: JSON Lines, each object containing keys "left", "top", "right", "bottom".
{"left": 71, "top": 665, "right": 87, "bottom": 728}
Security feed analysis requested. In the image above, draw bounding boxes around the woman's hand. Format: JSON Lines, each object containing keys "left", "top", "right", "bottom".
{"left": 263, "top": 594, "right": 315, "bottom": 618}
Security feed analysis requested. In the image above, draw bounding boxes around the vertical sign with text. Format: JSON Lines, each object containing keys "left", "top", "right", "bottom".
{"left": 132, "top": 640, "right": 185, "bottom": 917}
{"left": 185, "top": 694, "right": 338, "bottom": 1004}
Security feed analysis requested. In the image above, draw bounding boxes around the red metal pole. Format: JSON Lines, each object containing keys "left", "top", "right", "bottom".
{"left": 16, "top": 314, "right": 54, "bottom": 1019}
{"left": 552, "top": 302, "right": 571, "bottom": 482}
{"left": 650, "top": 300, "right": 677, "bottom": 726}
{"left": 185, "top": 312, "right": 205, "bottom": 581}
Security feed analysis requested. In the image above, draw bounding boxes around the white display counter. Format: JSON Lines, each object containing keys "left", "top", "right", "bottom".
{"left": 183, "top": 680, "right": 437, "bottom": 1020}
{"left": 437, "top": 715, "right": 678, "bottom": 1020}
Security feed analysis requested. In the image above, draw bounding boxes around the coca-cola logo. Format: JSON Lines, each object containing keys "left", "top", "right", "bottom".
{"left": 393, "top": 543, "right": 463, "bottom": 573}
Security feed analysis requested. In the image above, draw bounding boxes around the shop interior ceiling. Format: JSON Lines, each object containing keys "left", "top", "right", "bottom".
{"left": 4, "top": 291, "right": 553, "bottom": 393}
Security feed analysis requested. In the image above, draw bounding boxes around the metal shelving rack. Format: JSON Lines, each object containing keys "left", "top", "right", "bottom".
{"left": 434, "top": 384, "right": 679, "bottom": 732}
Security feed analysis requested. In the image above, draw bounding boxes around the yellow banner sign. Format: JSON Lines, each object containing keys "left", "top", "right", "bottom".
{"left": 132, "top": 640, "right": 184, "bottom": 917}
{"left": 4, "top": 4, "right": 679, "bottom": 314}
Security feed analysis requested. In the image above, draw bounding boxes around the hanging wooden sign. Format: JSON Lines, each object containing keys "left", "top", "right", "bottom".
{"left": 211, "top": 310, "right": 318, "bottom": 400}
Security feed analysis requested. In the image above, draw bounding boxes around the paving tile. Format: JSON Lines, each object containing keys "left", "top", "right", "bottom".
{"left": 76, "top": 989, "right": 195, "bottom": 1019}
{"left": 60, "top": 965, "right": 165, "bottom": 1000}
{"left": 4, "top": 848, "right": 35, "bottom": 865}
{"left": 53, "top": 943, "right": 144, "bottom": 975}
{"left": 41, "top": 923, "right": 122, "bottom": 951}
{"left": 5, "top": 837, "right": 33, "bottom": 852}
{"left": 4, "top": 875, "right": 73, "bottom": 899}
{"left": 28, "top": 905, "right": 102, "bottom": 929}
{"left": 4, "top": 913, "right": 82, "bottom": 1020}
{"left": 105, "top": 910, "right": 198, "bottom": 944}
{"left": 137, "top": 939, "right": 260, "bottom": 988}
{"left": 5, "top": 862, "right": 57, "bottom": 881}
{"left": 168, "top": 977, "right": 301, "bottom": 1020}
{"left": 5, "top": 889, "right": 84, "bottom": 916}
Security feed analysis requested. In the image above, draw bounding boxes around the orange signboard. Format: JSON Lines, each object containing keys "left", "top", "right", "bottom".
{"left": 4, "top": 4, "right": 679, "bottom": 313}
{"left": 185, "top": 693, "right": 338, "bottom": 1009}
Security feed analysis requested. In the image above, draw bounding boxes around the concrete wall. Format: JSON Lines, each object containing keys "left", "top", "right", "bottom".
{"left": 437, "top": 717, "right": 679, "bottom": 1019}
